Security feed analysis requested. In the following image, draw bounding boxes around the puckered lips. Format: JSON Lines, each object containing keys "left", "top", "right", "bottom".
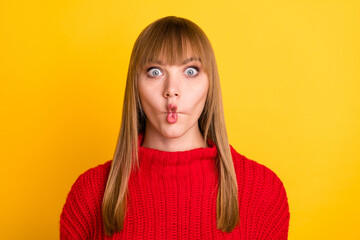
{"left": 166, "top": 103, "right": 178, "bottom": 124}
{"left": 167, "top": 103, "right": 177, "bottom": 113}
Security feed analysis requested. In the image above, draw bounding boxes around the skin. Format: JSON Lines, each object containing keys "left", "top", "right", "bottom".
{"left": 137, "top": 51, "right": 209, "bottom": 152}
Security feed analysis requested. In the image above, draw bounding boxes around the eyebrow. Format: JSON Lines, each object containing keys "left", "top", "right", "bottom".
{"left": 147, "top": 57, "right": 201, "bottom": 66}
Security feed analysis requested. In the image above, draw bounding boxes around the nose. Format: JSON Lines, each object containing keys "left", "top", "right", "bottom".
{"left": 163, "top": 72, "right": 181, "bottom": 98}
{"left": 164, "top": 90, "right": 179, "bottom": 98}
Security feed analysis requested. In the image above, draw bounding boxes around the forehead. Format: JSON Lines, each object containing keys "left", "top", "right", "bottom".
{"left": 146, "top": 56, "right": 202, "bottom": 66}
{"left": 143, "top": 38, "right": 202, "bottom": 63}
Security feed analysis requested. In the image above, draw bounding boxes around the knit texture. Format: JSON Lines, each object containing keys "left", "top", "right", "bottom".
{"left": 60, "top": 133, "right": 290, "bottom": 239}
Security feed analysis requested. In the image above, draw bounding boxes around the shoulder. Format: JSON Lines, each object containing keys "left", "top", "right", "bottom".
{"left": 60, "top": 160, "right": 112, "bottom": 238}
{"left": 229, "top": 144, "right": 286, "bottom": 190}
{"left": 74, "top": 160, "right": 112, "bottom": 188}
{"left": 229, "top": 144, "right": 290, "bottom": 239}
{"left": 64, "top": 160, "right": 112, "bottom": 199}
{"left": 64, "top": 160, "right": 112, "bottom": 205}
{"left": 229, "top": 144, "right": 289, "bottom": 214}
{"left": 61, "top": 159, "right": 112, "bottom": 205}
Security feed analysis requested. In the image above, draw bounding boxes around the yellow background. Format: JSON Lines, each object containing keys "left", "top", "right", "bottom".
{"left": 1, "top": 0, "right": 359, "bottom": 239}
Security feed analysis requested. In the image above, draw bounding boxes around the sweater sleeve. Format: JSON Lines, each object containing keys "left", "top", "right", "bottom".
{"left": 60, "top": 172, "right": 93, "bottom": 239}
{"left": 257, "top": 168, "right": 290, "bottom": 240}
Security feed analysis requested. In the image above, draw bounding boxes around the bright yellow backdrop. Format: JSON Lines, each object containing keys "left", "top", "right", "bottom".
{"left": 1, "top": 0, "right": 359, "bottom": 239}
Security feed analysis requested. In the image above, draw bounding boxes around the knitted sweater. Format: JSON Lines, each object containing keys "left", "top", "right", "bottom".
{"left": 60, "top": 133, "right": 290, "bottom": 239}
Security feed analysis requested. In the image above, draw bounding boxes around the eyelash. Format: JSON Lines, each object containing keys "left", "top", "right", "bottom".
{"left": 146, "top": 65, "right": 200, "bottom": 77}
{"left": 187, "top": 66, "right": 200, "bottom": 75}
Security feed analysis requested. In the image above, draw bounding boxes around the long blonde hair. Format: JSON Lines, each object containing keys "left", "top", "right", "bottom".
{"left": 102, "top": 16, "right": 239, "bottom": 236}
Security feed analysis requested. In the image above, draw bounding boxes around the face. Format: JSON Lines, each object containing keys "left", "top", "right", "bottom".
{"left": 137, "top": 51, "right": 209, "bottom": 139}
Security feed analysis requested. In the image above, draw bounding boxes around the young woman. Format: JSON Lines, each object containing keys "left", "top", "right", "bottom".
{"left": 60, "top": 16, "right": 290, "bottom": 239}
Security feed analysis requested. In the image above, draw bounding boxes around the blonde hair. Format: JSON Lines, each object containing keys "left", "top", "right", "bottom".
{"left": 102, "top": 16, "right": 239, "bottom": 236}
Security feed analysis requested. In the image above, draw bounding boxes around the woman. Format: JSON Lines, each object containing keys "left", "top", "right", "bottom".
{"left": 60, "top": 16, "right": 290, "bottom": 239}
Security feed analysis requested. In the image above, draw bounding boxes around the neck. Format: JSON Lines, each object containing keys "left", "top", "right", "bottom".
{"left": 140, "top": 123, "right": 208, "bottom": 152}
{"left": 137, "top": 131, "right": 217, "bottom": 168}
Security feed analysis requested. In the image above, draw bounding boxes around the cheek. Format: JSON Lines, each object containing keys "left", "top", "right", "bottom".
{"left": 138, "top": 84, "right": 161, "bottom": 114}
{"left": 184, "top": 82, "right": 209, "bottom": 112}
{"left": 195, "top": 76, "right": 209, "bottom": 103}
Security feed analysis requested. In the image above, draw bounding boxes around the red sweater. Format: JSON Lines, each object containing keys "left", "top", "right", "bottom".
{"left": 60, "top": 133, "right": 290, "bottom": 239}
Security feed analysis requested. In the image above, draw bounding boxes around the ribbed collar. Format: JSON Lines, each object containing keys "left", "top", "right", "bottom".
{"left": 138, "top": 132, "right": 218, "bottom": 167}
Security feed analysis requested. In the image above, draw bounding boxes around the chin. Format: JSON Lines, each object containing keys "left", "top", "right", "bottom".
{"left": 160, "top": 127, "right": 187, "bottom": 139}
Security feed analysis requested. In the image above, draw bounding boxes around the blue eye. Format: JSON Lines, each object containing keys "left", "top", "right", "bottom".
{"left": 147, "top": 68, "right": 163, "bottom": 77}
{"left": 185, "top": 66, "right": 199, "bottom": 76}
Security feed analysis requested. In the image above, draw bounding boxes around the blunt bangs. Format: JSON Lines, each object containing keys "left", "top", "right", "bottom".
{"left": 133, "top": 17, "right": 212, "bottom": 75}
